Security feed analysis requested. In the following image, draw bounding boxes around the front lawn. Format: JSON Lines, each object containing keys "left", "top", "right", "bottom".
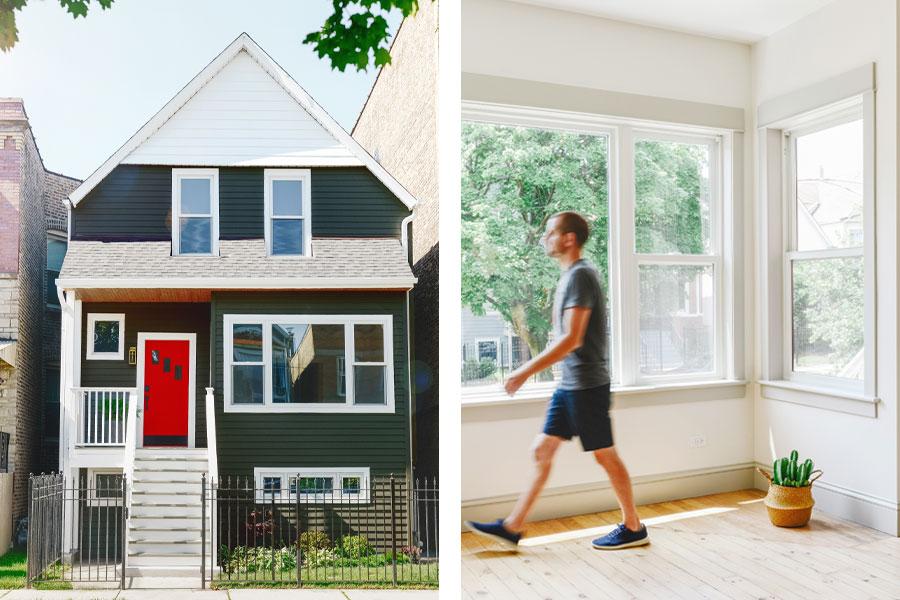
{"left": 0, "top": 550, "right": 72, "bottom": 590}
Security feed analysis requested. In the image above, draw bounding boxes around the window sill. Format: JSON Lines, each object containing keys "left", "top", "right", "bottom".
{"left": 461, "top": 379, "right": 748, "bottom": 410}
{"left": 759, "top": 380, "right": 879, "bottom": 418}
{"left": 225, "top": 403, "right": 395, "bottom": 414}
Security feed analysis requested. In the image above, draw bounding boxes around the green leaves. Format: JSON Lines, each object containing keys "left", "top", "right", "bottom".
{"left": 303, "top": 0, "right": 423, "bottom": 72}
{"left": 1, "top": 0, "right": 114, "bottom": 52}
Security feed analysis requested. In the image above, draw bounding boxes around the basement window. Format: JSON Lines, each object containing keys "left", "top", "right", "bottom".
{"left": 254, "top": 467, "right": 370, "bottom": 503}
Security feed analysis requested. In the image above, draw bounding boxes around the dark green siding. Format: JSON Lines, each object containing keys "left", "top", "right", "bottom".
{"left": 72, "top": 166, "right": 409, "bottom": 241}
{"left": 220, "top": 168, "right": 264, "bottom": 239}
{"left": 72, "top": 165, "right": 172, "bottom": 241}
{"left": 211, "top": 291, "right": 410, "bottom": 478}
{"left": 80, "top": 303, "right": 211, "bottom": 447}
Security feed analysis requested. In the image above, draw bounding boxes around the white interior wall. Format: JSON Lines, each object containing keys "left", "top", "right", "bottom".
{"left": 750, "top": 0, "right": 898, "bottom": 533}
{"left": 461, "top": 0, "right": 756, "bottom": 514}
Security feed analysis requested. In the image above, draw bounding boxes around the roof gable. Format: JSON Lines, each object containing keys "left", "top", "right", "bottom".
{"left": 69, "top": 33, "right": 416, "bottom": 210}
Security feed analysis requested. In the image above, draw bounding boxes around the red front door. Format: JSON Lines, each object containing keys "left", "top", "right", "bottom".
{"left": 142, "top": 339, "right": 190, "bottom": 447}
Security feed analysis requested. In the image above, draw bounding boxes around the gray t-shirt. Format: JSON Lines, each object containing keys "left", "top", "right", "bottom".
{"left": 552, "top": 259, "right": 610, "bottom": 390}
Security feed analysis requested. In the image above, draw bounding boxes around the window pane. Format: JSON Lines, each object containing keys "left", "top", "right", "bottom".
{"left": 634, "top": 139, "right": 711, "bottom": 255}
{"left": 95, "top": 474, "right": 123, "bottom": 498}
{"left": 298, "top": 477, "right": 333, "bottom": 494}
{"left": 263, "top": 476, "right": 282, "bottom": 494}
{"left": 354, "top": 324, "right": 384, "bottom": 362}
{"left": 179, "top": 217, "right": 211, "bottom": 254}
{"left": 233, "top": 324, "right": 262, "bottom": 362}
{"left": 795, "top": 119, "right": 863, "bottom": 250}
{"left": 273, "top": 180, "right": 302, "bottom": 216}
{"left": 232, "top": 364, "right": 264, "bottom": 404}
{"left": 792, "top": 256, "right": 863, "bottom": 379}
{"left": 342, "top": 477, "right": 361, "bottom": 494}
{"left": 477, "top": 340, "right": 497, "bottom": 362}
{"left": 460, "top": 122, "right": 610, "bottom": 388}
{"left": 47, "top": 238, "right": 66, "bottom": 271}
{"left": 272, "top": 219, "right": 303, "bottom": 255}
{"left": 354, "top": 365, "right": 385, "bottom": 404}
{"left": 639, "top": 264, "right": 714, "bottom": 375}
{"left": 93, "top": 321, "right": 119, "bottom": 353}
{"left": 271, "top": 324, "right": 344, "bottom": 403}
{"left": 181, "top": 178, "right": 210, "bottom": 214}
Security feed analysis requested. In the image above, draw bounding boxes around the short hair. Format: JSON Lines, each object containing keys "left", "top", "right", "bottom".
{"left": 551, "top": 211, "right": 590, "bottom": 247}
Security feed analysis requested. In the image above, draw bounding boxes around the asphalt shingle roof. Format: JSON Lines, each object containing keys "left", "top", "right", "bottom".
{"left": 59, "top": 238, "right": 415, "bottom": 287}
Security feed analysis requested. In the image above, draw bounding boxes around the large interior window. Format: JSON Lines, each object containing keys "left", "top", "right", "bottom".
{"left": 786, "top": 110, "right": 864, "bottom": 384}
{"left": 172, "top": 168, "right": 218, "bottom": 256}
{"left": 225, "top": 315, "right": 394, "bottom": 412}
{"left": 461, "top": 115, "right": 724, "bottom": 393}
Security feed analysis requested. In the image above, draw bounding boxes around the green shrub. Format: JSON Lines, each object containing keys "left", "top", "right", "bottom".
{"left": 337, "top": 534, "right": 372, "bottom": 559}
{"left": 304, "top": 548, "right": 338, "bottom": 568}
{"left": 224, "top": 546, "right": 296, "bottom": 573}
{"left": 298, "top": 530, "right": 331, "bottom": 554}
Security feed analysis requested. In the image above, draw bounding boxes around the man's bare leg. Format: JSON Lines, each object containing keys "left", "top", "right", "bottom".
{"left": 593, "top": 446, "right": 641, "bottom": 530}
{"left": 504, "top": 434, "right": 563, "bottom": 532}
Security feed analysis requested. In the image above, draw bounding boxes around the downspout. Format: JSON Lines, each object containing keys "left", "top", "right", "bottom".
{"left": 401, "top": 212, "right": 416, "bottom": 483}
{"left": 400, "top": 213, "right": 414, "bottom": 265}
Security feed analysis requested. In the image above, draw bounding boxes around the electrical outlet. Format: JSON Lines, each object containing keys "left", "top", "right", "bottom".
{"left": 689, "top": 434, "right": 707, "bottom": 449}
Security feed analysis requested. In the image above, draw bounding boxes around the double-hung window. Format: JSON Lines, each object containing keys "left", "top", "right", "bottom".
{"left": 785, "top": 105, "right": 866, "bottom": 388}
{"left": 628, "top": 131, "right": 721, "bottom": 382}
{"left": 264, "top": 169, "right": 311, "bottom": 256}
{"left": 172, "top": 168, "right": 219, "bottom": 256}
{"left": 224, "top": 314, "right": 394, "bottom": 412}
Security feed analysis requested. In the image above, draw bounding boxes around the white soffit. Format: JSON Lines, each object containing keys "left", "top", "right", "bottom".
{"left": 69, "top": 33, "right": 417, "bottom": 210}
{"left": 508, "top": 0, "right": 836, "bottom": 44}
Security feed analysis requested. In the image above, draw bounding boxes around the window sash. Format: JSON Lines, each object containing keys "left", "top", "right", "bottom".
{"left": 264, "top": 169, "right": 311, "bottom": 256}
{"left": 172, "top": 169, "right": 218, "bottom": 256}
{"left": 224, "top": 314, "right": 394, "bottom": 412}
{"left": 783, "top": 104, "right": 868, "bottom": 391}
{"left": 255, "top": 467, "right": 370, "bottom": 503}
{"left": 86, "top": 313, "right": 125, "bottom": 360}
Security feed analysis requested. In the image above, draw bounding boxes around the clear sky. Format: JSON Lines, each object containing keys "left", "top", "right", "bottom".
{"left": 0, "top": 0, "right": 401, "bottom": 179}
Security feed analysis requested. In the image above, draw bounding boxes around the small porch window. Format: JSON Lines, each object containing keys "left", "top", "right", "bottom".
{"left": 264, "top": 169, "right": 311, "bottom": 256}
{"left": 86, "top": 313, "right": 125, "bottom": 360}
{"left": 172, "top": 168, "right": 219, "bottom": 256}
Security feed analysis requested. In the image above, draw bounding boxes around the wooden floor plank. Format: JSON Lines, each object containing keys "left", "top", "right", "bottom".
{"left": 462, "top": 488, "right": 899, "bottom": 599}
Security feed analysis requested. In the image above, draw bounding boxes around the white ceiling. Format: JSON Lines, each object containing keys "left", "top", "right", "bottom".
{"left": 507, "top": 0, "right": 837, "bottom": 44}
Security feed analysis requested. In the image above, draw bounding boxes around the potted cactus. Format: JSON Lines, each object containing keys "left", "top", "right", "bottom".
{"left": 757, "top": 449, "right": 823, "bottom": 527}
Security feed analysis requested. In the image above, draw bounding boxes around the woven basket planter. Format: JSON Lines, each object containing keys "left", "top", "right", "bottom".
{"left": 757, "top": 467, "right": 823, "bottom": 527}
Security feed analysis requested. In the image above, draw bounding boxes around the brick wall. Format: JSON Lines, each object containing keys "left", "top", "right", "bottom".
{"left": 353, "top": 2, "right": 439, "bottom": 476}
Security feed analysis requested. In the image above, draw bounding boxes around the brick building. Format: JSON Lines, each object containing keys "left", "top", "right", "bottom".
{"left": 353, "top": 1, "right": 439, "bottom": 476}
{"left": 0, "top": 99, "right": 79, "bottom": 525}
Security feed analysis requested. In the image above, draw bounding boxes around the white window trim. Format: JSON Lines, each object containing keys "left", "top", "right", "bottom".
{"left": 253, "top": 466, "right": 371, "bottom": 503}
{"left": 461, "top": 103, "right": 736, "bottom": 398}
{"left": 474, "top": 337, "right": 501, "bottom": 363}
{"left": 172, "top": 168, "right": 219, "bottom": 257}
{"left": 224, "top": 314, "right": 395, "bottom": 413}
{"left": 779, "top": 101, "right": 870, "bottom": 395}
{"left": 87, "top": 468, "right": 124, "bottom": 505}
{"left": 86, "top": 313, "right": 125, "bottom": 361}
{"left": 264, "top": 169, "right": 312, "bottom": 257}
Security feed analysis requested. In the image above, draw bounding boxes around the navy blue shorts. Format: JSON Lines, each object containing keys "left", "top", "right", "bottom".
{"left": 542, "top": 384, "right": 613, "bottom": 451}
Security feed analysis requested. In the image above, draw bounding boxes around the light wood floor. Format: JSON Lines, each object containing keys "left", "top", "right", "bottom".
{"left": 462, "top": 489, "right": 900, "bottom": 599}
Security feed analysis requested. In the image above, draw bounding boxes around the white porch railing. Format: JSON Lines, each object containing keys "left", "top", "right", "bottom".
{"left": 205, "top": 387, "right": 218, "bottom": 481}
{"left": 73, "top": 387, "right": 137, "bottom": 446}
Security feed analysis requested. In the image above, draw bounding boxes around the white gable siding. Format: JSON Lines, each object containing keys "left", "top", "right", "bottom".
{"left": 122, "top": 51, "right": 361, "bottom": 167}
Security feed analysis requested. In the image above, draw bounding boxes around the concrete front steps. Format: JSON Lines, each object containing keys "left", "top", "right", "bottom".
{"left": 125, "top": 447, "right": 212, "bottom": 578}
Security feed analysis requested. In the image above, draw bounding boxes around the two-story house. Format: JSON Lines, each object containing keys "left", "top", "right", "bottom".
{"left": 55, "top": 34, "right": 417, "bottom": 577}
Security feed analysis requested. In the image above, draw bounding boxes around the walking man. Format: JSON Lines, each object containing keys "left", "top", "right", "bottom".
{"left": 465, "top": 211, "right": 648, "bottom": 550}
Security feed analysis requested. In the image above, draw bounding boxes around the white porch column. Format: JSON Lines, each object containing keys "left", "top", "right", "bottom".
{"left": 58, "top": 289, "right": 80, "bottom": 558}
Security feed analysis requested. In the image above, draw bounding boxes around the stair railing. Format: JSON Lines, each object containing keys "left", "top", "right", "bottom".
{"left": 122, "top": 387, "right": 139, "bottom": 566}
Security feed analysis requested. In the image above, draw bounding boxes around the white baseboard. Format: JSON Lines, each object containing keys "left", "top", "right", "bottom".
{"left": 753, "top": 462, "right": 899, "bottom": 536}
{"left": 462, "top": 462, "right": 756, "bottom": 528}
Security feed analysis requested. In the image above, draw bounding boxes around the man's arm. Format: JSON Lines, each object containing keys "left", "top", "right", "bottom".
{"left": 504, "top": 306, "right": 592, "bottom": 396}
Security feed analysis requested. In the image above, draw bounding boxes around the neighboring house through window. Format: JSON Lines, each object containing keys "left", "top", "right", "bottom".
{"left": 172, "top": 168, "right": 219, "bottom": 256}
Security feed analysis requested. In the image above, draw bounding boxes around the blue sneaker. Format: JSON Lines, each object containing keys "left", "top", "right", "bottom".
{"left": 591, "top": 523, "right": 649, "bottom": 550}
{"left": 464, "top": 519, "right": 522, "bottom": 548}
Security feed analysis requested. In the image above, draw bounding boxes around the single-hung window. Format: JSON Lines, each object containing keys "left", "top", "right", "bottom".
{"left": 264, "top": 169, "right": 311, "bottom": 256}
{"left": 173, "top": 168, "right": 219, "bottom": 256}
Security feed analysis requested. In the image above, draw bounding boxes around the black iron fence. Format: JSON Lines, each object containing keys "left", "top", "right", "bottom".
{"left": 26, "top": 473, "right": 126, "bottom": 588}
{"left": 202, "top": 474, "right": 438, "bottom": 588}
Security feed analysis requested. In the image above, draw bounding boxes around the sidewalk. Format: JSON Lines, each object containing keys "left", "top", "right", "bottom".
{"left": 0, "top": 590, "right": 437, "bottom": 600}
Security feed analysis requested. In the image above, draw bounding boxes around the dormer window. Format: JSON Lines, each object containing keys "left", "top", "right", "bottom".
{"left": 172, "top": 168, "right": 219, "bottom": 256}
{"left": 264, "top": 169, "right": 311, "bottom": 256}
